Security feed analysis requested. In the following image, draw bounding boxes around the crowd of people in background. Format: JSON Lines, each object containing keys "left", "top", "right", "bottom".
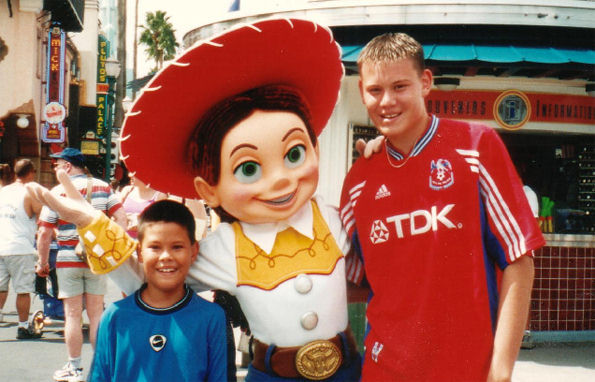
{"left": 1, "top": 150, "right": 215, "bottom": 381}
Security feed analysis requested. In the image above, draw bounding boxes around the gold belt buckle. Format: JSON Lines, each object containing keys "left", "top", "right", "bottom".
{"left": 295, "top": 339, "right": 342, "bottom": 380}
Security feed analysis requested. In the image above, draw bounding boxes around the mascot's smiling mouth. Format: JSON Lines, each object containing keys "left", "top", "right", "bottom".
{"left": 263, "top": 191, "right": 296, "bottom": 206}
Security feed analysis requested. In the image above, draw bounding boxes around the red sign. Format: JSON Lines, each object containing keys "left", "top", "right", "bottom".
{"left": 96, "top": 83, "right": 109, "bottom": 94}
{"left": 427, "top": 90, "right": 595, "bottom": 128}
{"left": 42, "top": 26, "right": 66, "bottom": 143}
{"left": 48, "top": 30, "right": 63, "bottom": 101}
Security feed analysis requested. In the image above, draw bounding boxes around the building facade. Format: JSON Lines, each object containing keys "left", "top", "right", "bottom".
{"left": 0, "top": 0, "right": 117, "bottom": 185}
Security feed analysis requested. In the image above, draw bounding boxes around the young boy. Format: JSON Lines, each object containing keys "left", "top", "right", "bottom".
{"left": 88, "top": 200, "right": 227, "bottom": 381}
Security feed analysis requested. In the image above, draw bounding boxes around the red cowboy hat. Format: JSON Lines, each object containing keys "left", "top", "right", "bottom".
{"left": 120, "top": 18, "right": 344, "bottom": 199}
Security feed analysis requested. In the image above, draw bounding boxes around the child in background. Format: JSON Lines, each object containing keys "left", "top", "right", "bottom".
{"left": 119, "top": 175, "right": 167, "bottom": 239}
{"left": 88, "top": 200, "right": 227, "bottom": 382}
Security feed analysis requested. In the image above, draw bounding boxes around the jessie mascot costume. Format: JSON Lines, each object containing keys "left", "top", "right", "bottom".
{"left": 37, "top": 18, "right": 360, "bottom": 381}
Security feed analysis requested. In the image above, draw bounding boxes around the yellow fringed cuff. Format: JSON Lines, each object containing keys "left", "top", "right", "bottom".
{"left": 78, "top": 213, "right": 137, "bottom": 274}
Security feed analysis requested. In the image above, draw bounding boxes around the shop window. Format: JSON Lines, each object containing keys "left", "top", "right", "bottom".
{"left": 500, "top": 132, "right": 595, "bottom": 235}
{"left": 348, "top": 124, "right": 380, "bottom": 165}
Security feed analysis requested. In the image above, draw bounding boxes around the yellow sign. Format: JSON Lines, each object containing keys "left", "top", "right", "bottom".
{"left": 81, "top": 140, "right": 100, "bottom": 155}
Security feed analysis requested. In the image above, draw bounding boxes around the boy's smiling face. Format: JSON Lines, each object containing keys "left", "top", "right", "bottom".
{"left": 194, "top": 110, "right": 319, "bottom": 224}
{"left": 139, "top": 222, "right": 198, "bottom": 298}
{"left": 359, "top": 58, "right": 432, "bottom": 153}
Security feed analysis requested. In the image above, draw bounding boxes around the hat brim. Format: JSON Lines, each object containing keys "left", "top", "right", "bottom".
{"left": 49, "top": 152, "right": 84, "bottom": 167}
{"left": 120, "top": 18, "right": 344, "bottom": 199}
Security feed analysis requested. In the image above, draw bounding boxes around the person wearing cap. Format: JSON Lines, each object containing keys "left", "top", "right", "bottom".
{"left": 36, "top": 147, "right": 127, "bottom": 382}
{"left": 0, "top": 159, "right": 43, "bottom": 339}
{"left": 26, "top": 19, "right": 360, "bottom": 381}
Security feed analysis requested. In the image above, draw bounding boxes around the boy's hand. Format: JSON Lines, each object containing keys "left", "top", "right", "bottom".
{"left": 25, "top": 169, "right": 98, "bottom": 227}
{"left": 355, "top": 135, "right": 384, "bottom": 159}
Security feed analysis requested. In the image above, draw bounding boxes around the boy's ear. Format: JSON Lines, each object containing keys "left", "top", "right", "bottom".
{"left": 420, "top": 68, "right": 433, "bottom": 97}
{"left": 136, "top": 242, "right": 143, "bottom": 263}
{"left": 358, "top": 79, "right": 364, "bottom": 101}
{"left": 191, "top": 242, "right": 199, "bottom": 262}
{"left": 193, "top": 176, "right": 221, "bottom": 208}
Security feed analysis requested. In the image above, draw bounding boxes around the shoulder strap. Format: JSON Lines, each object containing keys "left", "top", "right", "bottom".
{"left": 86, "top": 176, "right": 93, "bottom": 203}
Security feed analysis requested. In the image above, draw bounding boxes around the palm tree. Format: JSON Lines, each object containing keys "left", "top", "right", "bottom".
{"left": 139, "top": 10, "right": 179, "bottom": 72}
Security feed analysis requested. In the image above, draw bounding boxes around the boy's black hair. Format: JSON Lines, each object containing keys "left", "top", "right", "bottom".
{"left": 137, "top": 200, "right": 196, "bottom": 244}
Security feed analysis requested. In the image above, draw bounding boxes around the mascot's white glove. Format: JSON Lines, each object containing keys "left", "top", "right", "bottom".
{"left": 26, "top": 170, "right": 136, "bottom": 274}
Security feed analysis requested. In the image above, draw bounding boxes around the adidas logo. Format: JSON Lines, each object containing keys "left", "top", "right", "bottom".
{"left": 375, "top": 184, "right": 391, "bottom": 200}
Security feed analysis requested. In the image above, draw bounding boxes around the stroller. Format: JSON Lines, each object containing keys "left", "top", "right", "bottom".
{"left": 31, "top": 246, "right": 64, "bottom": 336}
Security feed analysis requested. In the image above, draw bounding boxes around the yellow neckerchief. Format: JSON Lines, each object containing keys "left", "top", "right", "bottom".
{"left": 232, "top": 200, "right": 342, "bottom": 290}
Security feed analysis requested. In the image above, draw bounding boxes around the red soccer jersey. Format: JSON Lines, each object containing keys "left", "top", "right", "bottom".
{"left": 340, "top": 116, "right": 545, "bottom": 381}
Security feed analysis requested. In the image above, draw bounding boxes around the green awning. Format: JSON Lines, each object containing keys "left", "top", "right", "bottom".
{"left": 341, "top": 44, "right": 595, "bottom": 65}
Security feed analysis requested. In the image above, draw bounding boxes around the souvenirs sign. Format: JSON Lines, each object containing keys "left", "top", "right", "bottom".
{"left": 427, "top": 89, "right": 594, "bottom": 130}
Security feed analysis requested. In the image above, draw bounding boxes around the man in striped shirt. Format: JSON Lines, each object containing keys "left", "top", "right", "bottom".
{"left": 37, "top": 148, "right": 126, "bottom": 382}
{"left": 340, "top": 33, "right": 545, "bottom": 381}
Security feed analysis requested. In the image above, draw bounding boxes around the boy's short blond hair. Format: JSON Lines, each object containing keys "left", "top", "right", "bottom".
{"left": 357, "top": 32, "right": 425, "bottom": 73}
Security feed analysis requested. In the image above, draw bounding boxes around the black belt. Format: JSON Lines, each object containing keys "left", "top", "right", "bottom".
{"left": 251, "top": 327, "right": 358, "bottom": 379}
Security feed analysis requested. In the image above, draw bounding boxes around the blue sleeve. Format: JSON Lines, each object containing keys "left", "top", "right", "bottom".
{"left": 88, "top": 308, "right": 115, "bottom": 382}
{"left": 207, "top": 305, "right": 228, "bottom": 382}
{"left": 349, "top": 229, "right": 369, "bottom": 288}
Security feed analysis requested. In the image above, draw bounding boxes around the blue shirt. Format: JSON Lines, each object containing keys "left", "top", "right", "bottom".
{"left": 89, "top": 284, "right": 227, "bottom": 381}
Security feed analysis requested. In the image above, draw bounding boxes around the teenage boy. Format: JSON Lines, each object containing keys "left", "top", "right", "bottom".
{"left": 89, "top": 200, "right": 227, "bottom": 381}
{"left": 340, "top": 33, "right": 545, "bottom": 381}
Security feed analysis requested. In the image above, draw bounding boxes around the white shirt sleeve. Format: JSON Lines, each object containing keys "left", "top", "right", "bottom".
{"left": 185, "top": 223, "right": 238, "bottom": 294}
{"left": 314, "top": 195, "right": 351, "bottom": 255}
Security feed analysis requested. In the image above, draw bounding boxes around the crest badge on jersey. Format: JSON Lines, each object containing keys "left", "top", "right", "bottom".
{"left": 370, "top": 220, "right": 390, "bottom": 244}
{"left": 149, "top": 334, "right": 167, "bottom": 352}
{"left": 429, "top": 159, "right": 454, "bottom": 190}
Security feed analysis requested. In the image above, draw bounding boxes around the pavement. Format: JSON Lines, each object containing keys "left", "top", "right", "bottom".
{"left": 0, "top": 280, "right": 593, "bottom": 381}
{"left": 513, "top": 342, "right": 595, "bottom": 381}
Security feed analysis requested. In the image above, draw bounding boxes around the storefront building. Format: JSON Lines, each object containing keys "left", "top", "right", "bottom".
{"left": 0, "top": 0, "right": 84, "bottom": 186}
{"left": 184, "top": 1, "right": 594, "bottom": 341}
{"left": 0, "top": 1, "right": 117, "bottom": 186}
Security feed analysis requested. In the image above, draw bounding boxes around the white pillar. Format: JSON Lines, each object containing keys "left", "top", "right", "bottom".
{"left": 70, "top": 0, "right": 100, "bottom": 106}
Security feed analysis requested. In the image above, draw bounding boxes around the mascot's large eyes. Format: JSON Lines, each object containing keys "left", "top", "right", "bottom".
{"left": 234, "top": 161, "right": 262, "bottom": 184}
{"left": 284, "top": 145, "right": 306, "bottom": 169}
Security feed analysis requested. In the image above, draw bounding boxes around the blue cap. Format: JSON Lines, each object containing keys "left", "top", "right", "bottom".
{"left": 50, "top": 148, "right": 85, "bottom": 167}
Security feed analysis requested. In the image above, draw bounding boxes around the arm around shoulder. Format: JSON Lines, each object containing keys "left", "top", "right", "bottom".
{"left": 185, "top": 224, "right": 238, "bottom": 293}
